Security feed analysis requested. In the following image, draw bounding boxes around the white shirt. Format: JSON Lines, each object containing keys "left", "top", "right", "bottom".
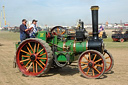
{"left": 29, "top": 24, "right": 37, "bottom": 36}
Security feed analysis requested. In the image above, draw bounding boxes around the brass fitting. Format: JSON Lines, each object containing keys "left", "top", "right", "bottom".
{"left": 91, "top": 6, "right": 99, "bottom": 10}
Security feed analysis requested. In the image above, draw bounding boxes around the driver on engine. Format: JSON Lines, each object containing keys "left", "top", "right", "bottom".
{"left": 20, "top": 19, "right": 32, "bottom": 42}
{"left": 29, "top": 19, "right": 38, "bottom": 38}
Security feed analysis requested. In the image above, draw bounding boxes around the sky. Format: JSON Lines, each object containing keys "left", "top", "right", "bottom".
{"left": 0, "top": 0, "right": 128, "bottom": 27}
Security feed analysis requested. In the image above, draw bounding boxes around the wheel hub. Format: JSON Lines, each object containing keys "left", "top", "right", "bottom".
{"left": 88, "top": 61, "right": 94, "bottom": 68}
{"left": 30, "top": 55, "right": 36, "bottom": 61}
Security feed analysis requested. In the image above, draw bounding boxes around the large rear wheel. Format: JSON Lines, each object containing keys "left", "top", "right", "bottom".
{"left": 16, "top": 38, "right": 53, "bottom": 76}
{"left": 78, "top": 50, "right": 106, "bottom": 79}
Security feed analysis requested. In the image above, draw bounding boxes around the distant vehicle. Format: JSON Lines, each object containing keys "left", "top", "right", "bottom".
{"left": 112, "top": 28, "right": 128, "bottom": 42}
{"left": 1, "top": 27, "right": 8, "bottom": 31}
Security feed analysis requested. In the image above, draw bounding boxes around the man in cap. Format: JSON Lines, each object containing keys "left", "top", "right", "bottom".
{"left": 29, "top": 19, "right": 38, "bottom": 38}
{"left": 20, "top": 19, "right": 31, "bottom": 41}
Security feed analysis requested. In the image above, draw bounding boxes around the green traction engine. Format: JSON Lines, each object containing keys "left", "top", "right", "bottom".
{"left": 14, "top": 6, "right": 114, "bottom": 79}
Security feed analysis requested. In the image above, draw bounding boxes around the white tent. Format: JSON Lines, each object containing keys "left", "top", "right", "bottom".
{"left": 0, "top": 27, "right": 2, "bottom": 30}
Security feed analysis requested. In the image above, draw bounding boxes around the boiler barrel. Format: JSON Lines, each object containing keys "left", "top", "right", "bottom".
{"left": 57, "top": 40, "right": 88, "bottom": 53}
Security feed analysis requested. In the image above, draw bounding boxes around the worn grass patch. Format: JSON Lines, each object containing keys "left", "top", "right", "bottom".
{"left": 0, "top": 31, "right": 20, "bottom": 41}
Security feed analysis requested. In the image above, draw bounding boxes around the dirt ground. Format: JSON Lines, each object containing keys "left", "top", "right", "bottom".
{"left": 0, "top": 30, "right": 128, "bottom": 85}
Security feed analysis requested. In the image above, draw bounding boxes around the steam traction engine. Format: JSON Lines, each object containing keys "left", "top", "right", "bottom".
{"left": 14, "top": 6, "right": 114, "bottom": 78}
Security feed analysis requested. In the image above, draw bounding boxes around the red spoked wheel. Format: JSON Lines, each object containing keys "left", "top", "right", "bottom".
{"left": 51, "top": 26, "right": 66, "bottom": 35}
{"left": 16, "top": 38, "right": 53, "bottom": 76}
{"left": 78, "top": 50, "right": 106, "bottom": 79}
{"left": 103, "top": 49, "right": 114, "bottom": 73}
{"left": 120, "top": 38, "right": 124, "bottom": 42}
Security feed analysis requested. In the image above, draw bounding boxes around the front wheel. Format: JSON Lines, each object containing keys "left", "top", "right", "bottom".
{"left": 78, "top": 50, "right": 106, "bottom": 79}
{"left": 103, "top": 49, "right": 114, "bottom": 73}
{"left": 120, "top": 38, "right": 124, "bottom": 42}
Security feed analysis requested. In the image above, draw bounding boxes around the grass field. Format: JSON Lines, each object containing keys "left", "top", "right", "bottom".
{"left": 0, "top": 31, "right": 20, "bottom": 41}
{"left": 104, "top": 36, "right": 128, "bottom": 48}
{"left": 0, "top": 30, "right": 128, "bottom": 85}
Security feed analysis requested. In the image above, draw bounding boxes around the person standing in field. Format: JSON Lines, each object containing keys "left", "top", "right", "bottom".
{"left": 29, "top": 19, "right": 38, "bottom": 38}
{"left": 20, "top": 19, "right": 30, "bottom": 41}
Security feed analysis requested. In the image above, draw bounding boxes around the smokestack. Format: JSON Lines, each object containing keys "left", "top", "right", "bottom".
{"left": 91, "top": 6, "right": 99, "bottom": 40}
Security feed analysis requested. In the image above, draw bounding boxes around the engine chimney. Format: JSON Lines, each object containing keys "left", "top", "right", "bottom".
{"left": 91, "top": 6, "right": 99, "bottom": 40}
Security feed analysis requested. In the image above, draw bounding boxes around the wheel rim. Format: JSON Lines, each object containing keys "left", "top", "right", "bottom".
{"left": 78, "top": 51, "right": 105, "bottom": 78}
{"left": 16, "top": 40, "right": 48, "bottom": 76}
{"left": 51, "top": 26, "right": 66, "bottom": 35}
{"left": 103, "top": 50, "right": 113, "bottom": 73}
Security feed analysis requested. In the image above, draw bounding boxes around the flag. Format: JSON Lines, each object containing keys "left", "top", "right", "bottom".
{"left": 99, "top": 25, "right": 104, "bottom": 33}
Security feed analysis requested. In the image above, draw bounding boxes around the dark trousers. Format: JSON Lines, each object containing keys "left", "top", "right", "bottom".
{"left": 20, "top": 33, "right": 29, "bottom": 42}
